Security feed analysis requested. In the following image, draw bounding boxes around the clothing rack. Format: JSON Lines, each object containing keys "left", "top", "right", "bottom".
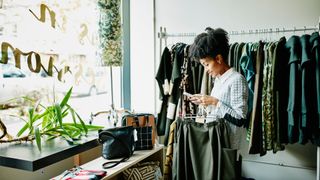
{"left": 157, "top": 17, "right": 320, "bottom": 179}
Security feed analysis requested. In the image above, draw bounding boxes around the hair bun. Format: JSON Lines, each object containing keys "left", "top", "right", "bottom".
{"left": 205, "top": 27, "right": 214, "bottom": 33}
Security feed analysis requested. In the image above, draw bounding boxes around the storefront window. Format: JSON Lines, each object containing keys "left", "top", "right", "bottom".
{"left": 0, "top": 0, "right": 121, "bottom": 133}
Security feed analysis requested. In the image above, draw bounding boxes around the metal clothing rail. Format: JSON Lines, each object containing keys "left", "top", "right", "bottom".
{"left": 229, "top": 26, "right": 319, "bottom": 36}
{"left": 159, "top": 19, "right": 320, "bottom": 40}
{"left": 158, "top": 21, "right": 320, "bottom": 61}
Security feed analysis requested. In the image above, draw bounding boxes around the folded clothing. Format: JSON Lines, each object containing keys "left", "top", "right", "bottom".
{"left": 51, "top": 166, "right": 107, "bottom": 180}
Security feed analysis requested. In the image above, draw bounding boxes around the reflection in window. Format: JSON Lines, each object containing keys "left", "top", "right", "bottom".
{"left": 0, "top": 0, "right": 122, "bottom": 132}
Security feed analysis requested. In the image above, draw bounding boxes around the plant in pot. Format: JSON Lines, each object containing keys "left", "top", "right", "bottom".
{"left": 1, "top": 87, "right": 103, "bottom": 151}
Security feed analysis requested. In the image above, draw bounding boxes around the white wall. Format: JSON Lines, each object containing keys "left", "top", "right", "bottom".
{"left": 151, "top": 0, "right": 319, "bottom": 179}
{"left": 130, "top": 0, "right": 155, "bottom": 113}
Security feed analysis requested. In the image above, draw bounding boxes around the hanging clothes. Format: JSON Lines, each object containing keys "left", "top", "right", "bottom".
{"left": 228, "top": 43, "right": 238, "bottom": 67}
{"left": 262, "top": 42, "right": 276, "bottom": 151}
{"left": 248, "top": 41, "right": 265, "bottom": 155}
{"left": 163, "top": 120, "right": 177, "bottom": 180}
{"left": 163, "top": 43, "right": 187, "bottom": 146}
{"left": 156, "top": 42, "right": 205, "bottom": 146}
{"left": 272, "top": 37, "right": 287, "bottom": 152}
{"left": 285, "top": 35, "right": 302, "bottom": 144}
{"left": 299, "top": 34, "right": 314, "bottom": 144}
{"left": 156, "top": 47, "right": 173, "bottom": 136}
{"left": 310, "top": 32, "right": 320, "bottom": 145}
{"left": 239, "top": 43, "right": 255, "bottom": 128}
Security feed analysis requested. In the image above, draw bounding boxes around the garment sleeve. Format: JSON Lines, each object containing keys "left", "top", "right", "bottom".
{"left": 218, "top": 76, "right": 248, "bottom": 126}
{"left": 155, "top": 47, "right": 171, "bottom": 99}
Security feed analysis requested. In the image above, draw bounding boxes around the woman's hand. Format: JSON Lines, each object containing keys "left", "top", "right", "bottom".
{"left": 189, "top": 94, "right": 219, "bottom": 106}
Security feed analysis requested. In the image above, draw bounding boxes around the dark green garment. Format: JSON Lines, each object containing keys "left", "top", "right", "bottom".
{"left": 235, "top": 43, "right": 245, "bottom": 72}
{"left": 310, "top": 32, "right": 320, "bottom": 145}
{"left": 272, "top": 37, "right": 289, "bottom": 146}
{"left": 229, "top": 43, "right": 238, "bottom": 67}
{"left": 157, "top": 96, "right": 169, "bottom": 136}
{"left": 233, "top": 43, "right": 239, "bottom": 70}
{"left": 239, "top": 43, "right": 255, "bottom": 127}
{"left": 173, "top": 118, "right": 239, "bottom": 180}
{"left": 299, "top": 34, "right": 314, "bottom": 144}
{"left": 300, "top": 34, "right": 314, "bottom": 128}
{"left": 285, "top": 36, "right": 301, "bottom": 144}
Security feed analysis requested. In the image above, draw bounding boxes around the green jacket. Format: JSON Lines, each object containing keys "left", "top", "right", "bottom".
{"left": 285, "top": 35, "right": 301, "bottom": 144}
{"left": 310, "top": 32, "right": 320, "bottom": 145}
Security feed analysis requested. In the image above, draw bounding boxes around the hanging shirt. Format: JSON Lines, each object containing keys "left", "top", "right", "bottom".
{"left": 207, "top": 68, "right": 248, "bottom": 149}
{"left": 239, "top": 43, "right": 255, "bottom": 127}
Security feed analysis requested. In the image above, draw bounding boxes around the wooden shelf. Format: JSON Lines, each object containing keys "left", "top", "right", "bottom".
{"left": 80, "top": 145, "right": 164, "bottom": 180}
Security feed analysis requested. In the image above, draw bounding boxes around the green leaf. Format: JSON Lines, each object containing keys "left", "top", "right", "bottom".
{"left": 42, "top": 114, "right": 49, "bottom": 129}
{"left": 35, "top": 127, "right": 41, "bottom": 151}
{"left": 63, "top": 124, "right": 82, "bottom": 132}
{"left": 69, "top": 107, "right": 79, "bottom": 127}
{"left": 54, "top": 104, "right": 63, "bottom": 127}
{"left": 71, "top": 131, "right": 82, "bottom": 140}
{"left": 28, "top": 108, "right": 34, "bottom": 122}
{"left": 46, "top": 135, "right": 58, "bottom": 141}
{"left": 61, "top": 134, "right": 74, "bottom": 143}
{"left": 63, "top": 123, "right": 103, "bottom": 131}
{"left": 75, "top": 111, "right": 88, "bottom": 134}
{"left": 67, "top": 105, "right": 87, "bottom": 133}
{"left": 17, "top": 123, "right": 29, "bottom": 137}
{"left": 37, "top": 109, "right": 51, "bottom": 120}
{"left": 60, "top": 87, "right": 73, "bottom": 108}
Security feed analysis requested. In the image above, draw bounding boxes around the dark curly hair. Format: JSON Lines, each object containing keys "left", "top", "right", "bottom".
{"left": 189, "top": 27, "right": 229, "bottom": 62}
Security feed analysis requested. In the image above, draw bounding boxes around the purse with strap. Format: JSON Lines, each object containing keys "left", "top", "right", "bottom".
{"left": 98, "top": 126, "right": 135, "bottom": 169}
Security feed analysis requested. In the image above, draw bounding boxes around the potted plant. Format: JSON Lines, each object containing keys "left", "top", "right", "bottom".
{"left": 0, "top": 87, "right": 103, "bottom": 151}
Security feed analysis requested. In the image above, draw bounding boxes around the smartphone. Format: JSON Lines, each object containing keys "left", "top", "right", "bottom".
{"left": 183, "top": 92, "right": 193, "bottom": 97}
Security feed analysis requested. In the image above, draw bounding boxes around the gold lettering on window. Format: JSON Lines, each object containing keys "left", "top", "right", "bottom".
{"left": 0, "top": 41, "right": 70, "bottom": 82}
{"left": 29, "top": 4, "right": 56, "bottom": 28}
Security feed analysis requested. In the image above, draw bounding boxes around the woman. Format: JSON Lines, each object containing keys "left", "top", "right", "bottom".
{"left": 189, "top": 27, "right": 248, "bottom": 150}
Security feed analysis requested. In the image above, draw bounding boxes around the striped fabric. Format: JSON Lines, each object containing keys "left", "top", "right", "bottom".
{"left": 163, "top": 120, "right": 176, "bottom": 179}
{"left": 122, "top": 161, "right": 162, "bottom": 180}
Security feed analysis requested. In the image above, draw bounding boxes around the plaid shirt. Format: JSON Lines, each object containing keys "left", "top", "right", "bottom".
{"left": 207, "top": 68, "right": 248, "bottom": 149}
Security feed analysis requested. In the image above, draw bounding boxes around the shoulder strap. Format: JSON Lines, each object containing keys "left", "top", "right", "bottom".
{"left": 102, "top": 157, "right": 129, "bottom": 169}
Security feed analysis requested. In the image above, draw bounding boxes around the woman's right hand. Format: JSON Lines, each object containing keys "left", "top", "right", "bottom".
{"left": 189, "top": 94, "right": 219, "bottom": 106}
{"left": 189, "top": 94, "right": 203, "bottom": 105}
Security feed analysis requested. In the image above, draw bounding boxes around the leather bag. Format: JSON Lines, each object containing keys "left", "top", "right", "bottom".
{"left": 98, "top": 126, "right": 135, "bottom": 169}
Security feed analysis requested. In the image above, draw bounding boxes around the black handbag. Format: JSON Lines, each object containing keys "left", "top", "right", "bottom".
{"left": 98, "top": 126, "right": 135, "bottom": 169}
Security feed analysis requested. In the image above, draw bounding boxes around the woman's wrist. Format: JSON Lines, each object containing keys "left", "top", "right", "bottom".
{"left": 216, "top": 100, "right": 221, "bottom": 107}
{"left": 211, "top": 97, "right": 219, "bottom": 106}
